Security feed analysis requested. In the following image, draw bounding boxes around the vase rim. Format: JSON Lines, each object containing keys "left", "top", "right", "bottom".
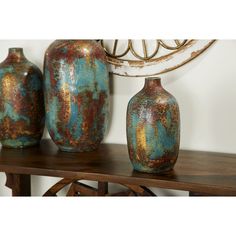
{"left": 9, "top": 47, "right": 24, "bottom": 52}
{"left": 145, "top": 77, "right": 161, "bottom": 80}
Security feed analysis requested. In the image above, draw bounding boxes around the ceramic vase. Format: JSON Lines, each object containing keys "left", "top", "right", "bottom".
{"left": 44, "top": 40, "right": 110, "bottom": 152}
{"left": 126, "top": 77, "right": 180, "bottom": 173}
{"left": 0, "top": 48, "right": 45, "bottom": 148}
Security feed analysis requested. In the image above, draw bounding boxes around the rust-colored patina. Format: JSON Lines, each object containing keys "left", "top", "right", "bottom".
{"left": 44, "top": 40, "right": 110, "bottom": 152}
{"left": 0, "top": 48, "right": 45, "bottom": 148}
{"left": 127, "top": 77, "right": 180, "bottom": 173}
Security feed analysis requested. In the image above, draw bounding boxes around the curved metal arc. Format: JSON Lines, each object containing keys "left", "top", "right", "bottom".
{"left": 106, "top": 39, "right": 196, "bottom": 66}
{"left": 106, "top": 40, "right": 216, "bottom": 77}
{"left": 159, "top": 39, "right": 188, "bottom": 50}
{"left": 101, "top": 39, "right": 130, "bottom": 58}
{"left": 43, "top": 178, "right": 157, "bottom": 197}
{"left": 43, "top": 178, "right": 82, "bottom": 196}
{"left": 129, "top": 40, "right": 160, "bottom": 60}
{"left": 101, "top": 39, "right": 188, "bottom": 61}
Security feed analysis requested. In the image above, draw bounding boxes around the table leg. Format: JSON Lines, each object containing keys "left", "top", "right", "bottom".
{"left": 97, "top": 182, "right": 108, "bottom": 196}
{"left": 5, "top": 173, "right": 31, "bottom": 196}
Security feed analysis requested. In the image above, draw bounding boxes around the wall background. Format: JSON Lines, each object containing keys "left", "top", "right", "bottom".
{"left": 0, "top": 40, "right": 235, "bottom": 196}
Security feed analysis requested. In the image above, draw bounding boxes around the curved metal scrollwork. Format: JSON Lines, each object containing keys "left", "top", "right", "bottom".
{"left": 43, "top": 178, "right": 156, "bottom": 197}
{"left": 99, "top": 39, "right": 216, "bottom": 77}
{"left": 101, "top": 39, "right": 189, "bottom": 61}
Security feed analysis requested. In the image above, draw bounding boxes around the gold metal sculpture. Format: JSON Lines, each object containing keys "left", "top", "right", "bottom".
{"left": 100, "top": 40, "right": 216, "bottom": 77}
{"left": 101, "top": 39, "right": 188, "bottom": 60}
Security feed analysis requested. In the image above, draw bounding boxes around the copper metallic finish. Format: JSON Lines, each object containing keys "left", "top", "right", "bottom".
{"left": 0, "top": 48, "right": 45, "bottom": 148}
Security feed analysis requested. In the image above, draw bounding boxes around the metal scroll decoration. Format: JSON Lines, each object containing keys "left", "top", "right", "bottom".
{"left": 43, "top": 178, "right": 156, "bottom": 197}
{"left": 100, "top": 40, "right": 215, "bottom": 77}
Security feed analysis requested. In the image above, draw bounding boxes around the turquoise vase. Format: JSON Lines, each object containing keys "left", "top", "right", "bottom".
{"left": 126, "top": 77, "right": 180, "bottom": 173}
{"left": 44, "top": 40, "right": 110, "bottom": 152}
{"left": 0, "top": 48, "right": 45, "bottom": 148}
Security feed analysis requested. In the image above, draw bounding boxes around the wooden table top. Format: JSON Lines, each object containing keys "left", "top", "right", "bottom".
{"left": 0, "top": 139, "right": 236, "bottom": 195}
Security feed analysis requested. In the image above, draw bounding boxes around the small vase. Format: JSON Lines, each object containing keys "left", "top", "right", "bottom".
{"left": 126, "top": 77, "right": 180, "bottom": 173}
{"left": 0, "top": 48, "right": 45, "bottom": 148}
{"left": 44, "top": 40, "right": 110, "bottom": 152}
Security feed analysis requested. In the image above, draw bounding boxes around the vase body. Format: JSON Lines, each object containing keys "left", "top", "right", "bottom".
{"left": 44, "top": 40, "right": 110, "bottom": 152}
{"left": 127, "top": 78, "right": 180, "bottom": 173}
{"left": 0, "top": 48, "right": 45, "bottom": 148}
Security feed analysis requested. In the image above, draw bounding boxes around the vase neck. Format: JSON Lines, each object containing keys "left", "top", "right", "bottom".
{"left": 143, "top": 78, "right": 163, "bottom": 94}
{"left": 6, "top": 48, "right": 26, "bottom": 63}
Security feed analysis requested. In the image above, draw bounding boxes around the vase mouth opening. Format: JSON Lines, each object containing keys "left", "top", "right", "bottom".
{"left": 9, "top": 48, "right": 24, "bottom": 53}
{"left": 145, "top": 77, "right": 161, "bottom": 81}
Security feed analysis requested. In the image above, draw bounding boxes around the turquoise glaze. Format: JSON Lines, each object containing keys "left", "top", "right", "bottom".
{"left": 44, "top": 40, "right": 110, "bottom": 152}
{"left": 0, "top": 48, "right": 45, "bottom": 148}
{"left": 127, "top": 78, "right": 180, "bottom": 173}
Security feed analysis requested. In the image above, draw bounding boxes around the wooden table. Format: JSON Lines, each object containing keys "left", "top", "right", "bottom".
{"left": 0, "top": 139, "right": 235, "bottom": 196}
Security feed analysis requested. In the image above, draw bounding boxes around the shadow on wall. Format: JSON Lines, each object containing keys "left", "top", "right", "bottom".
{"left": 208, "top": 76, "right": 236, "bottom": 153}
{"left": 103, "top": 73, "right": 115, "bottom": 140}
{"left": 162, "top": 41, "right": 217, "bottom": 151}
{"left": 163, "top": 40, "right": 236, "bottom": 153}
{"left": 206, "top": 42, "right": 236, "bottom": 153}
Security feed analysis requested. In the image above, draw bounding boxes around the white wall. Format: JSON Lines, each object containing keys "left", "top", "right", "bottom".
{"left": 0, "top": 40, "right": 235, "bottom": 196}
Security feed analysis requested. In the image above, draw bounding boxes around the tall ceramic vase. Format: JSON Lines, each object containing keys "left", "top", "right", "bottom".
{"left": 0, "top": 48, "right": 45, "bottom": 148}
{"left": 127, "top": 77, "right": 180, "bottom": 173}
{"left": 44, "top": 40, "right": 110, "bottom": 152}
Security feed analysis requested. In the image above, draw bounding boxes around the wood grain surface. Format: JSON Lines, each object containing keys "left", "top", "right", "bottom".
{"left": 0, "top": 139, "right": 236, "bottom": 195}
